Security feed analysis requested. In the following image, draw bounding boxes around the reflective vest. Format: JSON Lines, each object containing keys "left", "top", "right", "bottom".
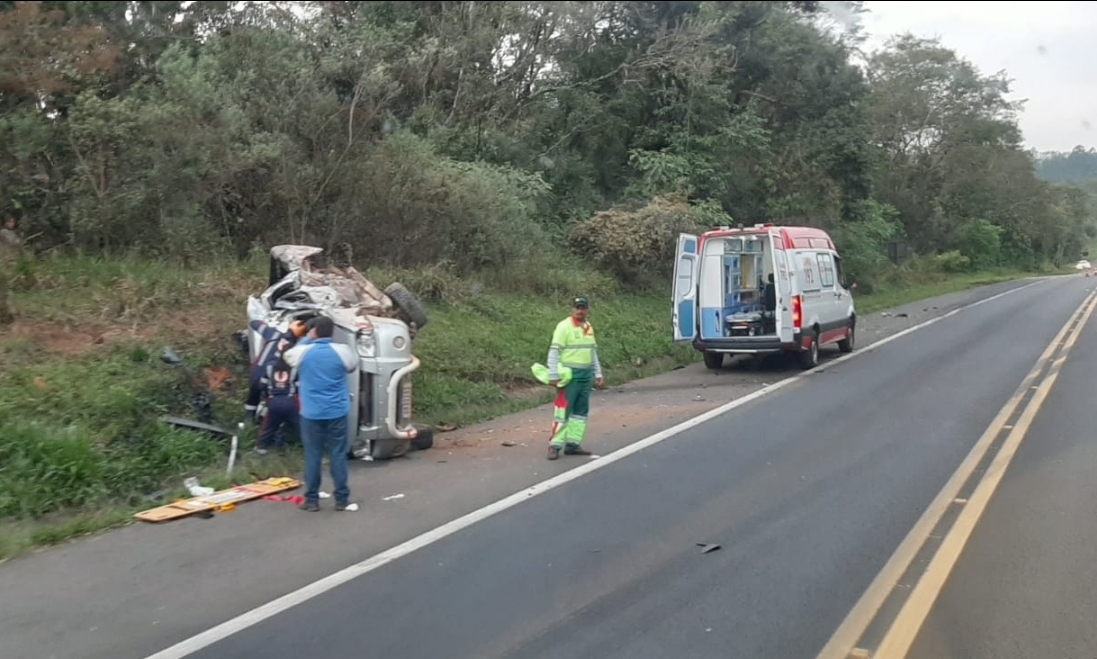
{"left": 264, "top": 363, "right": 297, "bottom": 399}
{"left": 551, "top": 317, "right": 597, "bottom": 370}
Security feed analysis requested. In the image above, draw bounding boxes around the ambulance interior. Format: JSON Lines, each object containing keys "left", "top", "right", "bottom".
{"left": 699, "top": 233, "right": 779, "bottom": 340}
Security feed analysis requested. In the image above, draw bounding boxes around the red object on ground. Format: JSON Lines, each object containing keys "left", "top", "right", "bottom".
{"left": 263, "top": 495, "right": 305, "bottom": 505}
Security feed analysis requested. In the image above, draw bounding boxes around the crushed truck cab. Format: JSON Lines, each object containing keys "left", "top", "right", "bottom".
{"left": 244, "top": 245, "right": 432, "bottom": 460}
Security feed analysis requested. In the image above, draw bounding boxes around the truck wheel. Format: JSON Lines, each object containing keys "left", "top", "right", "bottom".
{"left": 799, "top": 332, "right": 820, "bottom": 370}
{"left": 838, "top": 322, "right": 855, "bottom": 353}
{"left": 702, "top": 351, "right": 724, "bottom": 370}
{"left": 411, "top": 425, "right": 434, "bottom": 451}
{"left": 384, "top": 282, "right": 429, "bottom": 329}
{"left": 370, "top": 437, "right": 411, "bottom": 460}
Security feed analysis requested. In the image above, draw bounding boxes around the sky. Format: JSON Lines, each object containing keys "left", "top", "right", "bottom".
{"left": 858, "top": 0, "right": 1097, "bottom": 153}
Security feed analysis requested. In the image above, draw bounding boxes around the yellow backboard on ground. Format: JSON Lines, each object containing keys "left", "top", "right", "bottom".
{"left": 134, "top": 477, "right": 301, "bottom": 523}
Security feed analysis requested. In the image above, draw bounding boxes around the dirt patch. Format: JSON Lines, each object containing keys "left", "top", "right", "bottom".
{"left": 438, "top": 393, "right": 722, "bottom": 450}
{"left": 5, "top": 307, "right": 236, "bottom": 357}
{"left": 204, "top": 367, "right": 234, "bottom": 391}
{"left": 5, "top": 321, "right": 117, "bottom": 356}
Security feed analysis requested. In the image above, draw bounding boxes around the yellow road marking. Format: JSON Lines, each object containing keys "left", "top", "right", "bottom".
{"left": 814, "top": 287, "right": 1097, "bottom": 659}
{"left": 872, "top": 289, "right": 1097, "bottom": 658}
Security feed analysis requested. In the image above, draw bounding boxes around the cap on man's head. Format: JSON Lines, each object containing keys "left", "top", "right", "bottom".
{"left": 573, "top": 296, "right": 589, "bottom": 309}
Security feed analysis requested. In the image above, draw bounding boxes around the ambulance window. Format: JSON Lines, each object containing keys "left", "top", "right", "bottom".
{"left": 816, "top": 253, "right": 835, "bottom": 288}
{"left": 833, "top": 254, "right": 844, "bottom": 285}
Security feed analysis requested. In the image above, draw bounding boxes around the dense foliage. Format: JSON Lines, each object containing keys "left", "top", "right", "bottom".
{"left": 2, "top": 0, "right": 1094, "bottom": 287}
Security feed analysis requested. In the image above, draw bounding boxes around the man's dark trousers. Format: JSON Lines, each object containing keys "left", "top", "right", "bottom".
{"left": 301, "top": 416, "right": 349, "bottom": 507}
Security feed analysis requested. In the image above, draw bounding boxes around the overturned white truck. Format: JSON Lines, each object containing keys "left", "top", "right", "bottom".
{"left": 244, "top": 245, "right": 432, "bottom": 460}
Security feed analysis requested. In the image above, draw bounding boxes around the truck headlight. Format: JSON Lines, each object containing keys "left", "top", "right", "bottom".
{"left": 356, "top": 327, "right": 376, "bottom": 358}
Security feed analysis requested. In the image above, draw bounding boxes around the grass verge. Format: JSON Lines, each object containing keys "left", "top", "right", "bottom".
{"left": 0, "top": 253, "right": 1047, "bottom": 560}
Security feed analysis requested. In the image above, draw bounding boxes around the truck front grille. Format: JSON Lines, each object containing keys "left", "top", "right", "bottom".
{"left": 397, "top": 378, "right": 413, "bottom": 424}
{"left": 359, "top": 372, "right": 374, "bottom": 427}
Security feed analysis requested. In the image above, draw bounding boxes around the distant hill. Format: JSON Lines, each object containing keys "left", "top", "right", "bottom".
{"left": 1034, "top": 146, "right": 1097, "bottom": 185}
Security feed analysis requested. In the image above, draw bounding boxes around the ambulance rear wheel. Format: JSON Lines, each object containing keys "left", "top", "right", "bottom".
{"left": 799, "top": 332, "right": 820, "bottom": 370}
{"left": 702, "top": 351, "right": 724, "bottom": 370}
{"left": 838, "top": 322, "right": 855, "bottom": 353}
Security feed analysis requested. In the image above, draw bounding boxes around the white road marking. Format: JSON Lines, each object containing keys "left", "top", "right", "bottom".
{"left": 144, "top": 278, "right": 1050, "bottom": 659}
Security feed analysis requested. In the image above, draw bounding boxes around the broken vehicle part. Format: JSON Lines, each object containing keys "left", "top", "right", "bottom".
{"left": 384, "top": 282, "right": 429, "bottom": 329}
{"left": 160, "top": 416, "right": 232, "bottom": 437}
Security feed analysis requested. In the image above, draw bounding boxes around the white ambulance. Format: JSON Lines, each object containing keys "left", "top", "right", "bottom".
{"left": 672, "top": 224, "right": 856, "bottom": 370}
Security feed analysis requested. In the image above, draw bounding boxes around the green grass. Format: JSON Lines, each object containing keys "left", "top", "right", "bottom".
{"left": 409, "top": 293, "right": 695, "bottom": 427}
{"left": 0, "top": 252, "right": 1049, "bottom": 560}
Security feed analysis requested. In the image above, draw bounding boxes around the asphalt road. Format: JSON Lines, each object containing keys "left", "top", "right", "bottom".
{"left": 908, "top": 278, "right": 1097, "bottom": 659}
{"left": 170, "top": 275, "right": 1097, "bottom": 659}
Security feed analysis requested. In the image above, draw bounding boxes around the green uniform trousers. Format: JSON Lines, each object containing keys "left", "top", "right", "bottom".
{"left": 550, "top": 367, "right": 593, "bottom": 447}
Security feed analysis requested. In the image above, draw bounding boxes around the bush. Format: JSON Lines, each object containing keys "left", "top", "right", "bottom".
{"left": 934, "top": 250, "right": 973, "bottom": 273}
{"left": 568, "top": 195, "right": 718, "bottom": 284}
{"left": 958, "top": 219, "right": 1003, "bottom": 270}
{"left": 336, "top": 131, "right": 554, "bottom": 273}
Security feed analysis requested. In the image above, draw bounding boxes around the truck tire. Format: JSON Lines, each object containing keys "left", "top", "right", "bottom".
{"left": 411, "top": 425, "right": 434, "bottom": 451}
{"left": 702, "top": 351, "right": 724, "bottom": 370}
{"left": 384, "top": 282, "right": 429, "bottom": 329}
{"left": 370, "top": 437, "right": 411, "bottom": 460}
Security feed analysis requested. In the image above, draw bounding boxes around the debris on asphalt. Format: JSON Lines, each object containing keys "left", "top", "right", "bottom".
{"left": 263, "top": 494, "right": 305, "bottom": 506}
{"left": 697, "top": 543, "right": 722, "bottom": 554}
{"left": 502, "top": 440, "right": 517, "bottom": 447}
{"left": 344, "top": 503, "right": 360, "bottom": 512}
{"left": 382, "top": 493, "right": 405, "bottom": 501}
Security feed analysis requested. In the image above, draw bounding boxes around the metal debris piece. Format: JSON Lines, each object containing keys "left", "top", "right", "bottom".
{"left": 696, "top": 543, "right": 722, "bottom": 554}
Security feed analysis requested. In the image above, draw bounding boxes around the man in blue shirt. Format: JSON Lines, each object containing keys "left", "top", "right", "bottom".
{"left": 283, "top": 316, "right": 357, "bottom": 511}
